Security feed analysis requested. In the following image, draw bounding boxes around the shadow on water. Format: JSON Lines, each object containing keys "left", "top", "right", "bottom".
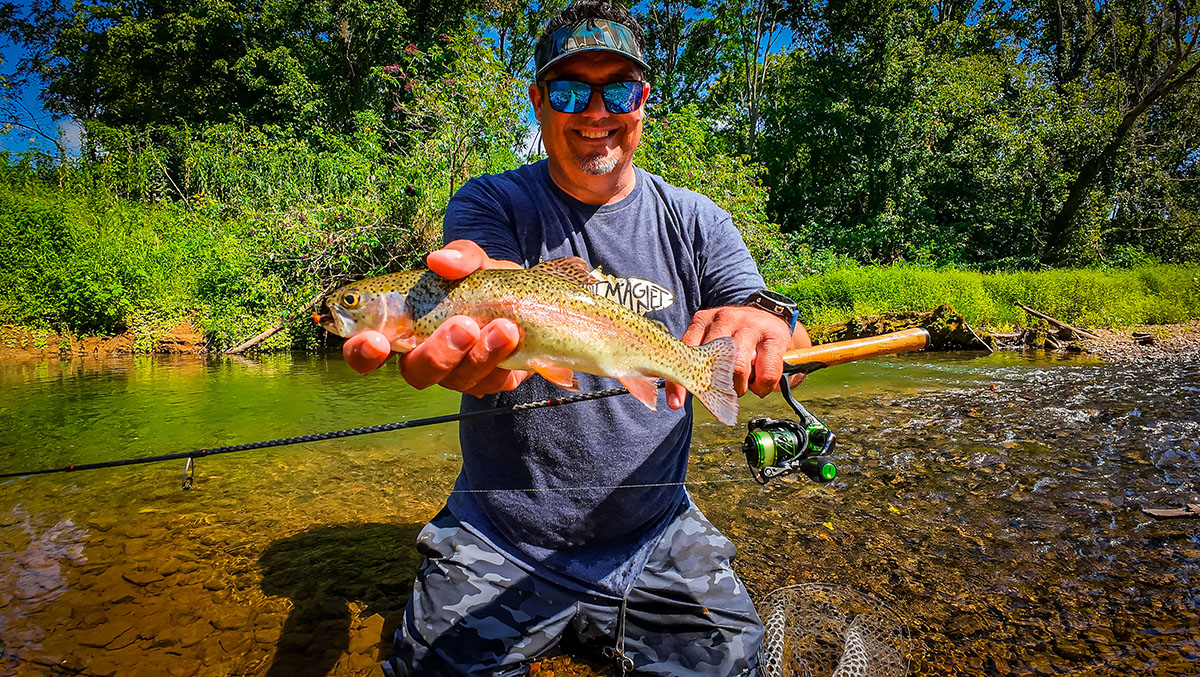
{"left": 258, "top": 523, "right": 424, "bottom": 676}
{"left": 2, "top": 351, "right": 1199, "bottom": 675}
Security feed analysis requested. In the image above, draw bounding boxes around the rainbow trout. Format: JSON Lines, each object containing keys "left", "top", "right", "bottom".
{"left": 316, "top": 257, "right": 738, "bottom": 425}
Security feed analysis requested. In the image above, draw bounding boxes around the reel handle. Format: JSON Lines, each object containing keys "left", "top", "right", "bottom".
{"left": 784, "top": 327, "right": 931, "bottom": 375}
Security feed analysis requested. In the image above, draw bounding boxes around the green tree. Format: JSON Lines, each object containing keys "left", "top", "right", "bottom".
{"left": 6, "top": 0, "right": 486, "bottom": 132}
{"left": 1012, "top": 0, "right": 1200, "bottom": 262}
{"left": 635, "top": 0, "right": 723, "bottom": 113}
{"left": 479, "top": 0, "right": 568, "bottom": 78}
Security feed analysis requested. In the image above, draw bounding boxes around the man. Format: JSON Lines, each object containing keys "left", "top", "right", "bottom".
{"left": 345, "top": 2, "right": 810, "bottom": 674}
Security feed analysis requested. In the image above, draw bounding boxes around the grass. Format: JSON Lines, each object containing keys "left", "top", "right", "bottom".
{"left": 4, "top": 167, "right": 1199, "bottom": 352}
{"left": 778, "top": 264, "right": 1200, "bottom": 330}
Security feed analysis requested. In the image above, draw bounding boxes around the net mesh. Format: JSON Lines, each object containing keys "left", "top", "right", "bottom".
{"left": 759, "top": 584, "right": 910, "bottom": 677}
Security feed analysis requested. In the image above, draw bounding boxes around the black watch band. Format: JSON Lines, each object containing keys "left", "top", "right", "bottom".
{"left": 743, "top": 290, "right": 798, "bottom": 331}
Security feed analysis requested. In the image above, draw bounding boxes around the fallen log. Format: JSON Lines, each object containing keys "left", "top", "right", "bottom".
{"left": 225, "top": 286, "right": 334, "bottom": 355}
{"left": 1016, "top": 303, "right": 1100, "bottom": 340}
{"left": 806, "top": 304, "right": 990, "bottom": 350}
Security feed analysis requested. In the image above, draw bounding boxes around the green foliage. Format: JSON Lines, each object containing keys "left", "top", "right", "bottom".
{"left": 0, "top": 30, "right": 526, "bottom": 349}
{"left": 635, "top": 105, "right": 801, "bottom": 285}
{"left": 0, "top": 176, "right": 217, "bottom": 334}
{"left": 8, "top": 0, "right": 488, "bottom": 131}
{"left": 780, "top": 264, "right": 1200, "bottom": 328}
{"left": 756, "top": 0, "right": 1200, "bottom": 267}
{"left": 4, "top": 0, "right": 1200, "bottom": 352}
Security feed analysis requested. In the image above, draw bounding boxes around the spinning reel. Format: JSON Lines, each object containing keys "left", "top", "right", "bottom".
{"left": 743, "top": 372, "right": 837, "bottom": 485}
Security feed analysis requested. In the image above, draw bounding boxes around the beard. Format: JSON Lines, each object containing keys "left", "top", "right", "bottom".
{"left": 579, "top": 152, "right": 619, "bottom": 175}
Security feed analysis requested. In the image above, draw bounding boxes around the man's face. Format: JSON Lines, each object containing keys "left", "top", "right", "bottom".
{"left": 530, "top": 51, "right": 648, "bottom": 182}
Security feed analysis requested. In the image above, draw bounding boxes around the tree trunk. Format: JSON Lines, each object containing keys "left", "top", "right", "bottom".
{"left": 1045, "top": 54, "right": 1200, "bottom": 263}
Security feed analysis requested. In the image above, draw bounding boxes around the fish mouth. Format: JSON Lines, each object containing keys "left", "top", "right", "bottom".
{"left": 313, "top": 299, "right": 353, "bottom": 337}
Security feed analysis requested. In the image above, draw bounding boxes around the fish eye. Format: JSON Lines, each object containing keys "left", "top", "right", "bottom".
{"left": 342, "top": 292, "right": 360, "bottom": 308}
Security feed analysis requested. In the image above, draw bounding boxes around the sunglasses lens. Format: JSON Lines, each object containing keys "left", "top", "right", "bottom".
{"left": 601, "top": 81, "right": 645, "bottom": 114}
{"left": 543, "top": 80, "right": 645, "bottom": 114}
{"left": 546, "top": 80, "right": 591, "bottom": 113}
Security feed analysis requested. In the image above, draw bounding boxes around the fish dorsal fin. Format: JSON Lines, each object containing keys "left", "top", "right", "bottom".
{"left": 649, "top": 318, "right": 672, "bottom": 335}
{"left": 532, "top": 257, "right": 592, "bottom": 287}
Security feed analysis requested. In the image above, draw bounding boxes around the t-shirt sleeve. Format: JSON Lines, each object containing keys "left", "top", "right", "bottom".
{"left": 443, "top": 177, "right": 524, "bottom": 265}
{"left": 697, "top": 211, "right": 766, "bottom": 308}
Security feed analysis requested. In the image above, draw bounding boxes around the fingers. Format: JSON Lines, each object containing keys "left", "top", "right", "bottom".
{"left": 441, "top": 319, "right": 522, "bottom": 393}
{"left": 750, "top": 335, "right": 786, "bottom": 398}
{"left": 695, "top": 324, "right": 758, "bottom": 396}
{"left": 399, "top": 316, "right": 481, "bottom": 389}
{"left": 427, "top": 240, "right": 486, "bottom": 279}
{"left": 689, "top": 307, "right": 792, "bottom": 398}
{"left": 464, "top": 369, "right": 531, "bottom": 398}
{"left": 398, "top": 316, "right": 524, "bottom": 394}
{"left": 343, "top": 331, "right": 393, "bottom": 374}
{"left": 666, "top": 382, "right": 687, "bottom": 409}
{"left": 427, "top": 240, "right": 521, "bottom": 279}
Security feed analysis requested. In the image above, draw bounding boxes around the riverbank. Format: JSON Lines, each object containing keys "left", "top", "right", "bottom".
{"left": 0, "top": 322, "right": 207, "bottom": 360}
{"left": 3, "top": 319, "right": 1198, "bottom": 364}
{"left": 1078, "top": 319, "right": 1200, "bottom": 363}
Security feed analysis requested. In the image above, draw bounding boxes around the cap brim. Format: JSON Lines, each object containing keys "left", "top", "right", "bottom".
{"left": 535, "top": 47, "right": 650, "bottom": 80}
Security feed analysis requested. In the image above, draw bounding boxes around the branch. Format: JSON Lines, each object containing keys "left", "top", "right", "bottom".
{"left": 1, "top": 118, "right": 65, "bottom": 158}
{"left": 1016, "top": 302, "right": 1100, "bottom": 340}
{"left": 1131, "top": 222, "right": 1200, "bottom": 232}
{"left": 225, "top": 283, "right": 339, "bottom": 355}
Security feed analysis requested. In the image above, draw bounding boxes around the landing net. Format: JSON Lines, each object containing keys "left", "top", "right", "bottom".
{"left": 759, "top": 583, "right": 910, "bottom": 677}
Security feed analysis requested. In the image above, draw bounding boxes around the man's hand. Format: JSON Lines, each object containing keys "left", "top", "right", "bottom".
{"left": 665, "top": 306, "right": 812, "bottom": 410}
{"left": 341, "top": 240, "right": 532, "bottom": 397}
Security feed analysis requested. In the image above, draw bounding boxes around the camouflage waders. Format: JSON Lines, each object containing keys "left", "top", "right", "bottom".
{"left": 381, "top": 493, "right": 762, "bottom": 676}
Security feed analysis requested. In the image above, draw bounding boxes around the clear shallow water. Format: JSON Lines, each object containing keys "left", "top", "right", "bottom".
{"left": 0, "top": 350, "right": 1197, "bottom": 675}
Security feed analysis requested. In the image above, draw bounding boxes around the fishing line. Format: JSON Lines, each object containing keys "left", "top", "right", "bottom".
{"left": 449, "top": 477, "right": 754, "bottom": 494}
{"left": 0, "top": 329, "right": 930, "bottom": 489}
{"left": 0, "top": 381, "right": 665, "bottom": 487}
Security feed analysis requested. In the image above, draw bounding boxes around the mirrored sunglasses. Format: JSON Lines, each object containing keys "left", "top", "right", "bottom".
{"left": 540, "top": 80, "right": 647, "bottom": 114}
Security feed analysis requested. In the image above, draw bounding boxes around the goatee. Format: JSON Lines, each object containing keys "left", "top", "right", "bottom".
{"left": 580, "top": 154, "right": 619, "bottom": 175}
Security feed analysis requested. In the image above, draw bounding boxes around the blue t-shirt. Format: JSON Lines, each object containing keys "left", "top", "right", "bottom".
{"left": 443, "top": 160, "right": 764, "bottom": 597}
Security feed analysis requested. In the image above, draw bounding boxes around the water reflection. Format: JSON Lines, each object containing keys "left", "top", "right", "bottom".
{"left": 0, "top": 351, "right": 1197, "bottom": 675}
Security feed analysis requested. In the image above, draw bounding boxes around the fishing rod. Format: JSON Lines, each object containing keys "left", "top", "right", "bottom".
{"left": 744, "top": 327, "right": 932, "bottom": 485}
{"left": 0, "top": 328, "right": 930, "bottom": 489}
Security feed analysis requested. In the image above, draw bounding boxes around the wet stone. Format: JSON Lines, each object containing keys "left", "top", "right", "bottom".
{"left": 218, "top": 632, "right": 254, "bottom": 657}
{"left": 87, "top": 517, "right": 118, "bottom": 533}
{"left": 136, "top": 612, "right": 173, "bottom": 640}
{"left": 80, "top": 657, "right": 120, "bottom": 677}
{"left": 210, "top": 607, "right": 255, "bottom": 632}
{"left": 254, "top": 623, "right": 281, "bottom": 645}
{"left": 121, "top": 568, "right": 164, "bottom": 587}
{"left": 78, "top": 619, "right": 135, "bottom": 648}
{"left": 106, "top": 626, "right": 139, "bottom": 651}
{"left": 349, "top": 613, "right": 386, "bottom": 655}
{"left": 1053, "top": 638, "right": 1090, "bottom": 661}
{"left": 174, "top": 559, "right": 202, "bottom": 575}
{"left": 156, "top": 559, "right": 181, "bottom": 577}
{"left": 336, "top": 651, "right": 383, "bottom": 675}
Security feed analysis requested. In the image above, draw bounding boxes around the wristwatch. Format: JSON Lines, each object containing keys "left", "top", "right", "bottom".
{"left": 743, "top": 290, "right": 798, "bottom": 331}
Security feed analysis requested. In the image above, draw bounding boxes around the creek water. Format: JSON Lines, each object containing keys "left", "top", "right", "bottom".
{"left": 0, "top": 350, "right": 1196, "bottom": 676}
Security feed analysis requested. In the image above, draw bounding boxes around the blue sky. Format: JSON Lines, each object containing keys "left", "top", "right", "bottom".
{"left": 1, "top": 1, "right": 81, "bottom": 155}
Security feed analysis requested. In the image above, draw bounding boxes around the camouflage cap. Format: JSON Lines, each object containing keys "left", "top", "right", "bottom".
{"left": 534, "top": 18, "right": 649, "bottom": 80}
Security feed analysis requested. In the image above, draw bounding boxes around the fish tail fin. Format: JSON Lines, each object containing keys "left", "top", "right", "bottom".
{"left": 692, "top": 336, "right": 738, "bottom": 426}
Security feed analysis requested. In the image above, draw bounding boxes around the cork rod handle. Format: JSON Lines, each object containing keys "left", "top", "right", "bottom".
{"left": 783, "top": 328, "right": 931, "bottom": 375}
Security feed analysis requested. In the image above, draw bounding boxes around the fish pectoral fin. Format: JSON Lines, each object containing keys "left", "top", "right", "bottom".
{"left": 531, "top": 257, "right": 592, "bottom": 287}
{"left": 618, "top": 376, "right": 659, "bottom": 411}
{"left": 390, "top": 336, "right": 418, "bottom": 353}
{"left": 529, "top": 361, "right": 580, "bottom": 391}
